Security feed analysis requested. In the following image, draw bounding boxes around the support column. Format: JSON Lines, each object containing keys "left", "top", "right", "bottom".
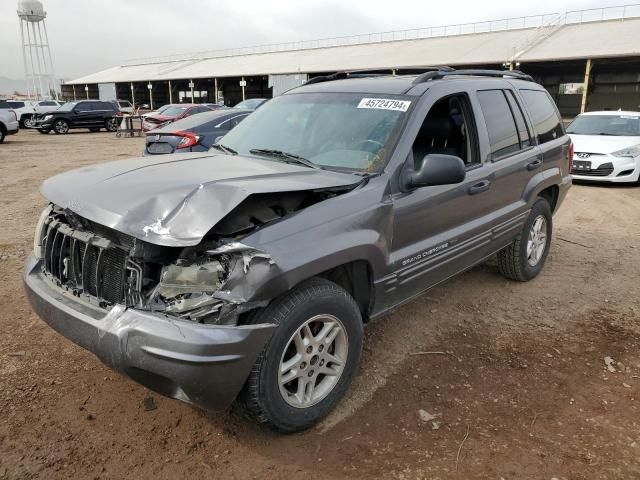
{"left": 130, "top": 82, "right": 135, "bottom": 108}
{"left": 190, "top": 80, "right": 194, "bottom": 104}
{"left": 214, "top": 78, "right": 218, "bottom": 104}
{"left": 241, "top": 76, "right": 246, "bottom": 101}
{"left": 168, "top": 80, "right": 173, "bottom": 104}
{"left": 72, "top": 84, "right": 76, "bottom": 101}
{"left": 85, "top": 85, "right": 89, "bottom": 99}
{"left": 580, "top": 59, "right": 593, "bottom": 114}
{"left": 147, "top": 82, "right": 153, "bottom": 110}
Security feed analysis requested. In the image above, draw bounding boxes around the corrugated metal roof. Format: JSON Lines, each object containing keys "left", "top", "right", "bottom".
{"left": 65, "top": 17, "right": 640, "bottom": 85}
{"left": 519, "top": 18, "right": 640, "bottom": 61}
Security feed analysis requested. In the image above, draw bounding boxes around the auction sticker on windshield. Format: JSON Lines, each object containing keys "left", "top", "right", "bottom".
{"left": 357, "top": 98, "right": 411, "bottom": 112}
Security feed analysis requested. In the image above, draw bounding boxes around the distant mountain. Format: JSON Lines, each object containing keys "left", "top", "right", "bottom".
{"left": 0, "top": 77, "right": 29, "bottom": 96}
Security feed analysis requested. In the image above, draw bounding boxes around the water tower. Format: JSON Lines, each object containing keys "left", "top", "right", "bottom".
{"left": 17, "top": 0, "right": 58, "bottom": 100}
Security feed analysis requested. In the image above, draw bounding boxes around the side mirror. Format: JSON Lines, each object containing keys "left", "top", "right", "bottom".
{"left": 402, "top": 154, "right": 466, "bottom": 190}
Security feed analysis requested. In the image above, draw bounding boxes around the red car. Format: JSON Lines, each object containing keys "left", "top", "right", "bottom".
{"left": 142, "top": 104, "right": 221, "bottom": 131}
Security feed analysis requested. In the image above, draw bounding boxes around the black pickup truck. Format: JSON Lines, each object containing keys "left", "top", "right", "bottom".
{"left": 24, "top": 69, "right": 572, "bottom": 432}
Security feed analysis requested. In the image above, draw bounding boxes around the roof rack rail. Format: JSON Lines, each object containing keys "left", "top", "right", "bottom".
{"left": 304, "top": 70, "right": 389, "bottom": 86}
{"left": 303, "top": 66, "right": 456, "bottom": 86}
{"left": 412, "top": 68, "right": 534, "bottom": 85}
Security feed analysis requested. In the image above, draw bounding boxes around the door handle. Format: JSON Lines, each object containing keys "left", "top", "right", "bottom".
{"left": 526, "top": 158, "right": 543, "bottom": 171}
{"left": 467, "top": 180, "right": 491, "bottom": 195}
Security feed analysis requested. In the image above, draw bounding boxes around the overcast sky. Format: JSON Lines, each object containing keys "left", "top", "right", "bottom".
{"left": 0, "top": 0, "right": 627, "bottom": 81}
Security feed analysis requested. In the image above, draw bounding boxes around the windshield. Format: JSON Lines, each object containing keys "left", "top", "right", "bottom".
{"left": 57, "top": 102, "right": 77, "bottom": 112}
{"left": 567, "top": 114, "right": 640, "bottom": 136}
{"left": 220, "top": 93, "right": 410, "bottom": 172}
{"left": 235, "top": 99, "right": 264, "bottom": 109}
{"left": 158, "top": 106, "right": 187, "bottom": 117}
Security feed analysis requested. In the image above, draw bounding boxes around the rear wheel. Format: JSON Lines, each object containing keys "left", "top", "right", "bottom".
{"left": 497, "top": 197, "right": 552, "bottom": 281}
{"left": 53, "top": 119, "right": 69, "bottom": 134}
{"left": 238, "top": 278, "right": 363, "bottom": 433}
{"left": 89, "top": 127, "right": 101, "bottom": 132}
{"left": 105, "top": 117, "right": 119, "bottom": 132}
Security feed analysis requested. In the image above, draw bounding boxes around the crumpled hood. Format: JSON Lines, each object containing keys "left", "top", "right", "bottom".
{"left": 569, "top": 134, "right": 640, "bottom": 155}
{"left": 41, "top": 152, "right": 362, "bottom": 247}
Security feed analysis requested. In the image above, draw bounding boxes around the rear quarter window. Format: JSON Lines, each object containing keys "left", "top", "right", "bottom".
{"left": 519, "top": 89, "right": 564, "bottom": 144}
{"left": 477, "top": 90, "right": 521, "bottom": 160}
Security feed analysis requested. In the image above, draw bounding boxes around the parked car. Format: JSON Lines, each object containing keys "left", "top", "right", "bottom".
{"left": 142, "top": 104, "right": 216, "bottom": 131}
{"left": 33, "top": 100, "right": 120, "bottom": 134}
{"left": 567, "top": 111, "right": 640, "bottom": 184}
{"left": 33, "top": 100, "right": 64, "bottom": 115}
{"left": 116, "top": 99, "right": 134, "bottom": 114}
{"left": 4, "top": 100, "right": 35, "bottom": 128}
{"left": 24, "top": 69, "right": 571, "bottom": 433}
{"left": 0, "top": 108, "right": 19, "bottom": 143}
{"left": 233, "top": 98, "right": 267, "bottom": 110}
{"left": 144, "top": 109, "right": 251, "bottom": 155}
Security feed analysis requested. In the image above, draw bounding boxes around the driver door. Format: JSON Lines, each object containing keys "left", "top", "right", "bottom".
{"left": 383, "top": 90, "right": 495, "bottom": 308}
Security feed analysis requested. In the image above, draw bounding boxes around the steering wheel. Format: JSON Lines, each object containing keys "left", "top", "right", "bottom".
{"left": 354, "top": 139, "right": 384, "bottom": 152}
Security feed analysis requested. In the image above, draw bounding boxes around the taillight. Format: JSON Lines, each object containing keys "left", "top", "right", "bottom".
{"left": 175, "top": 130, "right": 200, "bottom": 149}
{"left": 568, "top": 142, "right": 574, "bottom": 173}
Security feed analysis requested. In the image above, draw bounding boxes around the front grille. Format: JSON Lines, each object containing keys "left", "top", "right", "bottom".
{"left": 572, "top": 162, "right": 614, "bottom": 177}
{"left": 42, "top": 218, "right": 131, "bottom": 305}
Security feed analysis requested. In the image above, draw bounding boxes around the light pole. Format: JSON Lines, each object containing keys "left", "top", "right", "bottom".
{"left": 130, "top": 82, "right": 135, "bottom": 109}
{"left": 84, "top": 84, "right": 89, "bottom": 99}
{"left": 147, "top": 82, "right": 153, "bottom": 110}
{"left": 189, "top": 80, "right": 195, "bottom": 104}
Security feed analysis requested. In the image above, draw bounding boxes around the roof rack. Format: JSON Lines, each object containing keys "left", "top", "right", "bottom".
{"left": 303, "top": 66, "right": 456, "bottom": 86}
{"left": 412, "top": 68, "right": 534, "bottom": 84}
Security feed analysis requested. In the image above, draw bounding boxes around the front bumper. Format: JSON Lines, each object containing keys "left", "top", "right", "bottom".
{"left": 23, "top": 255, "right": 276, "bottom": 411}
{"left": 571, "top": 154, "right": 640, "bottom": 183}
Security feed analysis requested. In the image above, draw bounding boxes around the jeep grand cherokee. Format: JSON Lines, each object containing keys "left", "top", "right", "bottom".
{"left": 24, "top": 69, "right": 572, "bottom": 432}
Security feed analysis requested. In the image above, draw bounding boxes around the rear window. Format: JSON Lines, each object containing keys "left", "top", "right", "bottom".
{"left": 519, "top": 89, "right": 564, "bottom": 144}
{"left": 477, "top": 90, "right": 521, "bottom": 160}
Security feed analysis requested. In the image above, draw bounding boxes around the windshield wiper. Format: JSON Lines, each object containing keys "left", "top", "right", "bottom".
{"left": 211, "top": 143, "right": 237, "bottom": 155}
{"left": 249, "top": 148, "right": 319, "bottom": 169}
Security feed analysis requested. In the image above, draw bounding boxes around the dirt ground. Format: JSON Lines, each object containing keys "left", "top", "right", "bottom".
{"left": 1, "top": 129, "right": 639, "bottom": 479}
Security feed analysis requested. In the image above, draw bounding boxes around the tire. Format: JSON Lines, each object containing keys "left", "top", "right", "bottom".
{"left": 38, "top": 128, "right": 51, "bottom": 134}
{"left": 0, "top": 127, "right": 5, "bottom": 144}
{"left": 237, "top": 278, "right": 363, "bottom": 433}
{"left": 105, "top": 117, "right": 118, "bottom": 132}
{"left": 20, "top": 115, "right": 35, "bottom": 129}
{"left": 89, "top": 127, "right": 101, "bottom": 132}
{"left": 497, "top": 197, "right": 552, "bottom": 282}
{"left": 53, "top": 119, "right": 69, "bottom": 134}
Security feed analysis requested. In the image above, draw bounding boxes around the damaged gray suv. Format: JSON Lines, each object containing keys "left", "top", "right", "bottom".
{"left": 24, "top": 69, "right": 572, "bottom": 432}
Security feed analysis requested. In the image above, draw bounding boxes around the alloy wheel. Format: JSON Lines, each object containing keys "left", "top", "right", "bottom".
{"left": 54, "top": 120, "right": 68, "bottom": 134}
{"left": 278, "top": 314, "right": 348, "bottom": 408}
{"left": 527, "top": 215, "right": 547, "bottom": 266}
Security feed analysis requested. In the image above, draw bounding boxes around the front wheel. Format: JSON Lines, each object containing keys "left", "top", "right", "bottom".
{"left": 238, "top": 278, "right": 363, "bottom": 433}
{"left": 53, "top": 119, "right": 69, "bottom": 134}
{"left": 497, "top": 197, "right": 552, "bottom": 281}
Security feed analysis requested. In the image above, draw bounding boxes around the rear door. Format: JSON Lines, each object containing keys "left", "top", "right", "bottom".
{"left": 471, "top": 88, "right": 543, "bottom": 252}
{"left": 518, "top": 89, "right": 568, "bottom": 177}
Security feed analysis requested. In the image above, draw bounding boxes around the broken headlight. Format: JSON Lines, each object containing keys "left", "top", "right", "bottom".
{"left": 152, "top": 259, "right": 227, "bottom": 320}
{"left": 33, "top": 204, "right": 53, "bottom": 260}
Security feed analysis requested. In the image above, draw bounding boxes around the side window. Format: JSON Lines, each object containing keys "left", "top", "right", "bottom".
{"left": 410, "top": 93, "right": 480, "bottom": 167}
{"left": 505, "top": 90, "right": 531, "bottom": 149}
{"left": 477, "top": 90, "right": 520, "bottom": 160}
{"left": 519, "top": 89, "right": 564, "bottom": 144}
{"left": 76, "top": 102, "right": 91, "bottom": 112}
{"left": 41, "top": 101, "right": 55, "bottom": 106}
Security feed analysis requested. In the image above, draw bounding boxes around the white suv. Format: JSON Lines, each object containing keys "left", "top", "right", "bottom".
{"left": 567, "top": 111, "right": 640, "bottom": 184}
{"left": 0, "top": 108, "right": 19, "bottom": 142}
